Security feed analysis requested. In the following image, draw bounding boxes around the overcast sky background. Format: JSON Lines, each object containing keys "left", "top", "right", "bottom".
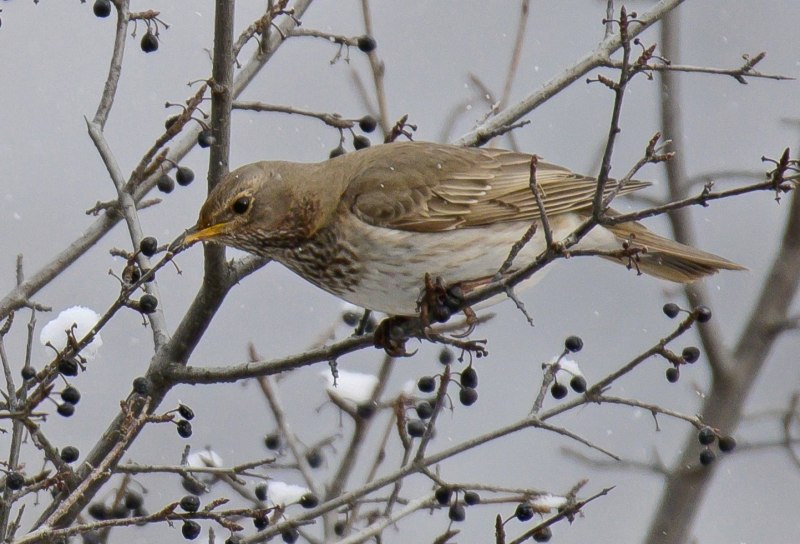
{"left": 1, "top": 1, "right": 799, "bottom": 543}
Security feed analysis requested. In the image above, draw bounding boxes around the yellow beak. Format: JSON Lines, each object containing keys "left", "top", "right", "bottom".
{"left": 182, "top": 223, "right": 229, "bottom": 245}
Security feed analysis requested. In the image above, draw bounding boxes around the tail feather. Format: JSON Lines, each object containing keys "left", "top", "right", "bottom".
{"left": 606, "top": 221, "right": 746, "bottom": 283}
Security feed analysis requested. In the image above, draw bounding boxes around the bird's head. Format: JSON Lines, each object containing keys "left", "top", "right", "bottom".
{"left": 182, "top": 162, "right": 325, "bottom": 255}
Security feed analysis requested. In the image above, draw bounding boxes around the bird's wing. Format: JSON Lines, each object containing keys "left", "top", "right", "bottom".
{"left": 345, "top": 142, "right": 651, "bottom": 232}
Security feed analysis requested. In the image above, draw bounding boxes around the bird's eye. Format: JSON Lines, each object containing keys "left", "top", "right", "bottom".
{"left": 231, "top": 196, "right": 251, "bottom": 215}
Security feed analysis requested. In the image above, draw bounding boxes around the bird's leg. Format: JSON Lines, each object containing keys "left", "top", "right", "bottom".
{"left": 418, "top": 274, "right": 478, "bottom": 338}
{"left": 373, "top": 316, "right": 417, "bottom": 357}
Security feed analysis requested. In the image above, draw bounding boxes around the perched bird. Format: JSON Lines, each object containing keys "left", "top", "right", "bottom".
{"left": 183, "top": 142, "right": 743, "bottom": 316}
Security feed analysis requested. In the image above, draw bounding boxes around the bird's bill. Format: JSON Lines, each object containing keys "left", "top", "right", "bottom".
{"left": 180, "top": 223, "right": 229, "bottom": 247}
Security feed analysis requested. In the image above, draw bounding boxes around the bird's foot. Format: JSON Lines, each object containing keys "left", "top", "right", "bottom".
{"left": 373, "top": 316, "right": 417, "bottom": 357}
{"left": 419, "top": 274, "right": 477, "bottom": 338}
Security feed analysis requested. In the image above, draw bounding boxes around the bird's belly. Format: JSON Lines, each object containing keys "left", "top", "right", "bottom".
{"left": 325, "top": 213, "right": 617, "bottom": 316}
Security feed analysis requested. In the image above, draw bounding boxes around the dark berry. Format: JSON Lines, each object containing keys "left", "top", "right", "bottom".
{"left": 463, "top": 491, "right": 480, "bottom": 505}
{"left": 515, "top": 502, "right": 534, "bottom": 522}
{"left": 550, "top": 382, "right": 568, "bottom": 400}
{"left": 305, "top": 449, "right": 323, "bottom": 468}
{"left": 57, "top": 403, "right": 75, "bottom": 417}
{"left": 176, "top": 419, "right": 193, "bottom": 438}
{"left": 448, "top": 503, "right": 466, "bottom": 522}
{"left": 341, "top": 310, "right": 359, "bottom": 326}
{"left": 93, "top": 0, "right": 111, "bottom": 18}
{"left": 175, "top": 167, "right": 195, "bottom": 186}
{"left": 564, "top": 335, "right": 583, "bottom": 353}
{"left": 663, "top": 302, "right": 680, "bottom": 318}
{"left": 253, "top": 516, "right": 269, "bottom": 530}
{"left": 434, "top": 486, "right": 453, "bottom": 505}
{"left": 198, "top": 130, "right": 216, "bottom": 148}
{"left": 699, "top": 447, "right": 716, "bottom": 466}
{"left": 6, "top": 471, "right": 25, "bottom": 491}
{"left": 459, "top": 387, "right": 478, "bottom": 406}
{"left": 255, "top": 482, "right": 268, "bottom": 501}
{"left": 569, "top": 375, "right": 587, "bottom": 393}
{"left": 357, "top": 35, "right": 377, "bottom": 53}
{"left": 356, "top": 402, "right": 376, "bottom": 419}
{"left": 299, "top": 493, "right": 319, "bottom": 508}
{"left": 58, "top": 357, "right": 79, "bottom": 377}
{"left": 139, "top": 294, "right": 158, "bottom": 314}
{"left": 666, "top": 367, "right": 680, "bottom": 383}
{"left": 111, "top": 503, "right": 129, "bottom": 518}
{"left": 281, "top": 528, "right": 299, "bottom": 543}
{"left": 698, "top": 427, "right": 715, "bottom": 445}
{"left": 682, "top": 346, "right": 700, "bottom": 364}
{"left": 334, "top": 520, "right": 346, "bottom": 536}
{"left": 407, "top": 419, "right": 426, "bottom": 437}
{"left": 21, "top": 366, "right": 36, "bottom": 381}
{"left": 438, "top": 348, "right": 454, "bottom": 366}
{"left": 157, "top": 174, "right": 175, "bottom": 193}
{"left": 139, "top": 236, "right": 158, "bottom": 257}
{"left": 358, "top": 115, "right": 377, "bottom": 133}
{"left": 88, "top": 502, "right": 108, "bottom": 520}
{"left": 165, "top": 115, "right": 180, "bottom": 130}
{"left": 178, "top": 404, "right": 195, "bottom": 420}
{"left": 417, "top": 376, "right": 436, "bottom": 393}
{"left": 132, "top": 377, "right": 150, "bottom": 395}
{"left": 533, "top": 526, "right": 553, "bottom": 542}
{"left": 460, "top": 367, "right": 478, "bottom": 388}
{"left": 61, "top": 386, "right": 81, "bottom": 405}
{"left": 718, "top": 435, "right": 737, "bottom": 452}
{"left": 430, "top": 304, "right": 452, "bottom": 323}
{"left": 353, "top": 135, "right": 371, "bottom": 150}
{"left": 264, "top": 433, "right": 281, "bottom": 450}
{"left": 329, "top": 146, "right": 346, "bottom": 159}
{"left": 180, "top": 495, "right": 200, "bottom": 512}
{"left": 695, "top": 306, "right": 712, "bottom": 323}
{"left": 140, "top": 32, "right": 159, "bottom": 53}
{"left": 125, "top": 491, "right": 144, "bottom": 510}
{"left": 182, "top": 520, "right": 201, "bottom": 540}
{"left": 181, "top": 477, "right": 205, "bottom": 496}
{"left": 415, "top": 400, "right": 434, "bottom": 420}
{"left": 60, "top": 446, "right": 79, "bottom": 463}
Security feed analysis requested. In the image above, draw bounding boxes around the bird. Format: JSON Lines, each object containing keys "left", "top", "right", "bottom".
{"left": 182, "top": 141, "right": 744, "bottom": 317}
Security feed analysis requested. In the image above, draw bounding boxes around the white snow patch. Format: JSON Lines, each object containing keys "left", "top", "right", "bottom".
{"left": 322, "top": 369, "right": 378, "bottom": 405}
{"left": 40, "top": 306, "right": 103, "bottom": 359}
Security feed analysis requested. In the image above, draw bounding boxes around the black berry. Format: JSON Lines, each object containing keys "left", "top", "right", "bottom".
{"left": 299, "top": 493, "right": 319, "bottom": 509}
{"left": 718, "top": 435, "right": 737, "bottom": 452}
{"left": 533, "top": 527, "right": 553, "bottom": 542}
{"left": 666, "top": 367, "right": 680, "bottom": 383}
{"left": 139, "top": 294, "right": 158, "bottom": 314}
{"left": 21, "top": 366, "right": 36, "bottom": 381}
{"left": 438, "top": 348, "right": 454, "bottom": 365}
{"left": 93, "top": 0, "right": 111, "bottom": 18}
{"left": 569, "top": 375, "right": 587, "bottom": 393}
{"left": 695, "top": 306, "right": 712, "bottom": 323}
{"left": 198, "top": 130, "right": 216, "bottom": 148}
{"left": 448, "top": 503, "right": 466, "bottom": 522}
{"left": 515, "top": 502, "right": 534, "bottom": 522}
{"left": 417, "top": 376, "right": 436, "bottom": 393}
{"left": 698, "top": 427, "right": 716, "bottom": 445}
{"left": 682, "top": 346, "right": 700, "bottom": 364}
{"left": 550, "top": 382, "right": 568, "bottom": 400}
{"left": 459, "top": 387, "right": 478, "bottom": 406}
{"left": 132, "top": 376, "right": 150, "bottom": 395}
{"left": 663, "top": 302, "right": 680, "bottom": 318}
{"left": 6, "top": 471, "right": 25, "bottom": 491}
{"left": 157, "top": 174, "right": 175, "bottom": 193}
{"left": 139, "top": 236, "right": 158, "bottom": 257}
{"left": 88, "top": 502, "right": 108, "bottom": 520}
{"left": 178, "top": 404, "right": 195, "bottom": 420}
{"left": 415, "top": 400, "right": 434, "bottom": 420}
{"left": 463, "top": 491, "right": 480, "bottom": 505}
{"left": 140, "top": 32, "right": 159, "bottom": 53}
{"left": 125, "top": 491, "right": 144, "bottom": 510}
{"left": 182, "top": 520, "right": 201, "bottom": 540}
{"left": 60, "top": 446, "right": 79, "bottom": 463}
{"left": 57, "top": 403, "right": 75, "bottom": 417}
{"left": 61, "top": 386, "right": 81, "bottom": 405}
{"left": 564, "top": 335, "right": 583, "bottom": 352}
{"left": 176, "top": 167, "right": 195, "bottom": 186}
{"left": 255, "top": 482, "right": 268, "bottom": 501}
{"left": 58, "top": 357, "right": 79, "bottom": 377}
{"left": 253, "top": 516, "right": 269, "bottom": 531}
{"left": 281, "top": 528, "right": 299, "bottom": 543}
{"left": 353, "top": 135, "right": 371, "bottom": 150}
{"left": 356, "top": 402, "right": 376, "bottom": 419}
{"left": 180, "top": 495, "right": 200, "bottom": 512}
{"left": 357, "top": 35, "right": 377, "bottom": 53}
{"left": 407, "top": 419, "right": 426, "bottom": 437}
{"left": 435, "top": 486, "right": 453, "bottom": 505}
{"left": 358, "top": 115, "right": 377, "bottom": 133}
{"left": 176, "top": 419, "right": 193, "bottom": 438}
{"left": 264, "top": 433, "right": 281, "bottom": 450}
{"left": 699, "top": 447, "right": 716, "bottom": 466}
{"left": 305, "top": 449, "right": 323, "bottom": 468}
{"left": 460, "top": 367, "right": 478, "bottom": 388}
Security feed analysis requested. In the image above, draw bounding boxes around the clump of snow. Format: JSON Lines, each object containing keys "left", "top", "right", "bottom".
{"left": 321, "top": 369, "right": 378, "bottom": 405}
{"left": 557, "top": 358, "right": 583, "bottom": 378}
{"left": 531, "top": 493, "right": 568, "bottom": 512}
{"left": 39, "top": 306, "right": 103, "bottom": 359}
{"left": 267, "top": 481, "right": 310, "bottom": 506}
{"left": 187, "top": 448, "right": 224, "bottom": 469}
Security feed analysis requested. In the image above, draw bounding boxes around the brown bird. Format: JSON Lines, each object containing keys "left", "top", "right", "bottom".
{"left": 183, "top": 142, "right": 743, "bottom": 316}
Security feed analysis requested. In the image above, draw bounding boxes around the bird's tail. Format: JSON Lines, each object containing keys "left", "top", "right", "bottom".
{"left": 605, "top": 221, "right": 746, "bottom": 283}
